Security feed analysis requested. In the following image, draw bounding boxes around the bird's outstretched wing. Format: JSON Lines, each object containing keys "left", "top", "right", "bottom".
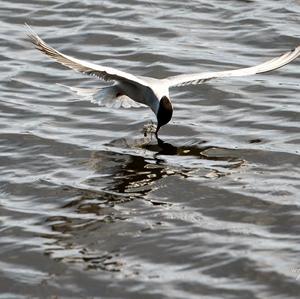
{"left": 165, "top": 46, "right": 300, "bottom": 87}
{"left": 26, "top": 24, "right": 148, "bottom": 87}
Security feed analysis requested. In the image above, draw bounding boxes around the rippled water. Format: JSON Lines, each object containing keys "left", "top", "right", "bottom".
{"left": 1, "top": 0, "right": 300, "bottom": 298}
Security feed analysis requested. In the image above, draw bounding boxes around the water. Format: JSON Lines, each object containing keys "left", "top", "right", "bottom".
{"left": 1, "top": 0, "right": 300, "bottom": 298}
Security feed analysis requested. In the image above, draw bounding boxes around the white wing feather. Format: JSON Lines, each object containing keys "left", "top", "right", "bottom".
{"left": 26, "top": 24, "right": 148, "bottom": 88}
{"left": 165, "top": 46, "right": 300, "bottom": 87}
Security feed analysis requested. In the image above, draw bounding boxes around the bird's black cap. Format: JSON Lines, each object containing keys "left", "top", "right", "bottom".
{"left": 156, "top": 96, "right": 173, "bottom": 135}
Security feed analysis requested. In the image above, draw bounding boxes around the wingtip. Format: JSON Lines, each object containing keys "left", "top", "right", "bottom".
{"left": 294, "top": 44, "right": 300, "bottom": 52}
{"left": 290, "top": 45, "right": 300, "bottom": 59}
{"left": 24, "top": 22, "right": 34, "bottom": 35}
{"left": 24, "top": 23, "right": 41, "bottom": 47}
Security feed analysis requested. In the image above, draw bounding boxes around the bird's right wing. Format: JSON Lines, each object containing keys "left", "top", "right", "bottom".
{"left": 164, "top": 45, "right": 300, "bottom": 87}
{"left": 26, "top": 24, "right": 148, "bottom": 88}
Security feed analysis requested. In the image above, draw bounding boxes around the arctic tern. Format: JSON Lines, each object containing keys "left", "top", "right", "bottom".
{"left": 26, "top": 25, "right": 300, "bottom": 137}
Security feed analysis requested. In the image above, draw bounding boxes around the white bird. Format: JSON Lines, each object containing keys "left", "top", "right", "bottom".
{"left": 26, "top": 25, "right": 300, "bottom": 136}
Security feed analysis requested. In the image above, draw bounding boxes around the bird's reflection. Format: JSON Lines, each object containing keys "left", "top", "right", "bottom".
{"left": 43, "top": 136, "right": 245, "bottom": 271}
{"left": 145, "top": 135, "right": 245, "bottom": 168}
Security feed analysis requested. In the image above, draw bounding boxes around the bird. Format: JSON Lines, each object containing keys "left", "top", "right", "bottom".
{"left": 26, "top": 25, "right": 300, "bottom": 137}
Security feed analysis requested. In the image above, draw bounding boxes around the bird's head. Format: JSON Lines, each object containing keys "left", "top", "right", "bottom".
{"left": 156, "top": 96, "right": 173, "bottom": 135}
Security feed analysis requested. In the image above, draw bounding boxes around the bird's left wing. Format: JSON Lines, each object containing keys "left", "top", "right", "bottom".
{"left": 26, "top": 24, "right": 148, "bottom": 88}
{"left": 164, "top": 45, "right": 300, "bottom": 87}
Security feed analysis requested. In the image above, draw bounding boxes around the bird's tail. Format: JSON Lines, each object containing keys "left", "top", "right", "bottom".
{"left": 57, "top": 84, "right": 145, "bottom": 109}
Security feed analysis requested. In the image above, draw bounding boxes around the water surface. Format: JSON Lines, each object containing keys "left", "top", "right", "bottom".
{"left": 1, "top": 0, "right": 300, "bottom": 298}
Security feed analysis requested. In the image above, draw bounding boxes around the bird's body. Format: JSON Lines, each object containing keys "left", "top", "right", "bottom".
{"left": 26, "top": 25, "right": 300, "bottom": 136}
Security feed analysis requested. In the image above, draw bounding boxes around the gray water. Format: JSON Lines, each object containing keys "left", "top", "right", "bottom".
{"left": 1, "top": 0, "right": 300, "bottom": 298}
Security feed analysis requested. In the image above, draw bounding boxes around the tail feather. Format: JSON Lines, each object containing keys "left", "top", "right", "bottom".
{"left": 57, "top": 84, "right": 145, "bottom": 109}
